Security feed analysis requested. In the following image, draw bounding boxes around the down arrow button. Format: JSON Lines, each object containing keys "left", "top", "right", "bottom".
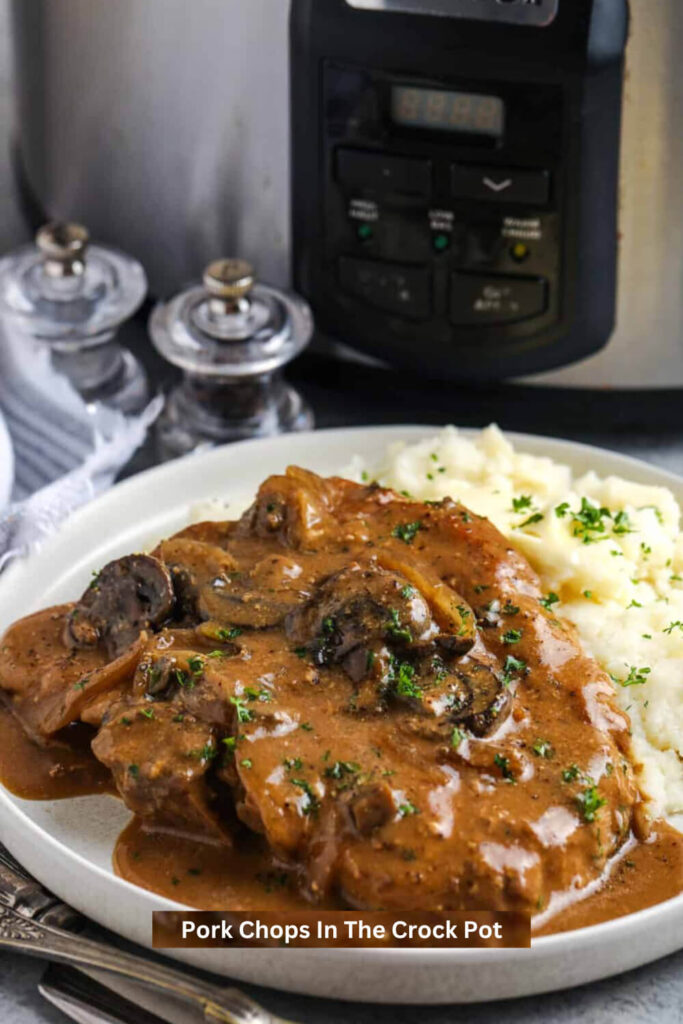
{"left": 452, "top": 165, "right": 550, "bottom": 206}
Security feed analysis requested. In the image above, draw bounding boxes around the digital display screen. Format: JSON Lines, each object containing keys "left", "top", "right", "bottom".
{"left": 391, "top": 85, "right": 505, "bottom": 138}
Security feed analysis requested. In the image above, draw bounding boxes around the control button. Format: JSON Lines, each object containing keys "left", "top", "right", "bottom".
{"left": 356, "top": 222, "right": 374, "bottom": 242}
{"left": 510, "top": 242, "right": 530, "bottom": 263}
{"left": 451, "top": 165, "right": 550, "bottom": 205}
{"left": 338, "top": 149, "right": 432, "bottom": 198}
{"left": 450, "top": 274, "right": 546, "bottom": 326}
{"left": 339, "top": 257, "right": 431, "bottom": 320}
{"left": 433, "top": 233, "right": 451, "bottom": 253}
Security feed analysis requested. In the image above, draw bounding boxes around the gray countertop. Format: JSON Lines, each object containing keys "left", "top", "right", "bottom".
{"left": 1, "top": 945, "right": 682, "bottom": 1024}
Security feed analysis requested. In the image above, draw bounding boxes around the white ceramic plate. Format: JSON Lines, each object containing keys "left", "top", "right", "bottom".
{"left": 0, "top": 427, "right": 681, "bottom": 1005}
{"left": 0, "top": 407, "right": 13, "bottom": 510}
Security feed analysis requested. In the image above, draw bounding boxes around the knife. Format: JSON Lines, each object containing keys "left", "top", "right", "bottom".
{"left": 0, "top": 844, "right": 299, "bottom": 1024}
{"left": 40, "top": 964, "right": 175, "bottom": 1024}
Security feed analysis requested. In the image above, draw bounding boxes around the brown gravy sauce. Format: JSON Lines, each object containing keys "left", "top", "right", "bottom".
{"left": 0, "top": 701, "right": 114, "bottom": 800}
{"left": 2, "top": 703, "right": 680, "bottom": 935}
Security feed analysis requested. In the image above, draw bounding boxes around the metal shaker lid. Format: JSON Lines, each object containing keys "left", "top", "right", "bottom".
{"left": 149, "top": 258, "right": 314, "bottom": 378}
{"left": 0, "top": 222, "right": 147, "bottom": 343}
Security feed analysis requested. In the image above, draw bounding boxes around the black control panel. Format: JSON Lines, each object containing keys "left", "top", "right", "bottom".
{"left": 291, "top": 0, "right": 629, "bottom": 381}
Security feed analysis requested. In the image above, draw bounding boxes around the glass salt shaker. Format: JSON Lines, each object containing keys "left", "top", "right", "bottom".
{"left": 149, "top": 258, "right": 314, "bottom": 460}
{"left": 0, "top": 222, "right": 149, "bottom": 414}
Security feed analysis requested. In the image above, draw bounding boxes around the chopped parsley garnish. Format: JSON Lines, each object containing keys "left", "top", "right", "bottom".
{"left": 501, "top": 655, "right": 527, "bottom": 686}
{"left": 583, "top": 591, "right": 593, "bottom": 599}
{"left": 502, "top": 602, "right": 520, "bottom": 616}
{"left": 515, "top": 513, "right": 545, "bottom": 529}
{"left": 230, "top": 695, "right": 254, "bottom": 723}
{"left": 138, "top": 708, "right": 155, "bottom": 720}
{"left": 400, "top": 584, "right": 416, "bottom": 599}
{"left": 386, "top": 607, "right": 413, "bottom": 643}
{"left": 451, "top": 727, "right": 465, "bottom": 750}
{"left": 325, "top": 761, "right": 361, "bottom": 780}
{"left": 398, "top": 801, "right": 419, "bottom": 817}
{"left": 174, "top": 669, "right": 193, "bottom": 689}
{"left": 217, "top": 627, "right": 243, "bottom": 642}
{"left": 300, "top": 721, "right": 314, "bottom": 732}
{"left": 563, "top": 764, "right": 580, "bottom": 782}
{"left": 240, "top": 758, "right": 253, "bottom": 769}
{"left": 501, "top": 629, "right": 523, "bottom": 645}
{"left": 531, "top": 739, "right": 554, "bottom": 759}
{"left": 192, "top": 743, "right": 217, "bottom": 762}
{"left": 222, "top": 736, "right": 237, "bottom": 751}
{"left": 664, "top": 621, "right": 683, "bottom": 635}
{"left": 576, "top": 784, "right": 607, "bottom": 823}
{"left": 394, "top": 661, "right": 423, "bottom": 700}
{"left": 540, "top": 592, "right": 560, "bottom": 610}
{"left": 612, "top": 510, "right": 635, "bottom": 535}
{"left": 555, "top": 498, "right": 637, "bottom": 544}
{"left": 120, "top": 716, "right": 132, "bottom": 726}
{"left": 187, "top": 655, "right": 204, "bottom": 676}
{"left": 511, "top": 495, "right": 533, "bottom": 513}
{"left": 128, "top": 764, "right": 139, "bottom": 778}
{"left": 172, "top": 714, "right": 185, "bottom": 724}
{"left": 293, "top": 647, "right": 308, "bottom": 659}
{"left": 611, "top": 666, "right": 651, "bottom": 688}
{"left": 494, "top": 753, "right": 516, "bottom": 783}
{"left": 392, "top": 520, "right": 424, "bottom": 545}
{"left": 283, "top": 756, "right": 304, "bottom": 771}
{"left": 244, "top": 686, "right": 272, "bottom": 703}
{"left": 627, "top": 600, "right": 642, "bottom": 610}
{"left": 291, "top": 778, "right": 320, "bottom": 815}
{"left": 556, "top": 497, "right": 611, "bottom": 543}
{"left": 73, "top": 680, "right": 86, "bottom": 691}
{"left": 322, "top": 616, "right": 336, "bottom": 635}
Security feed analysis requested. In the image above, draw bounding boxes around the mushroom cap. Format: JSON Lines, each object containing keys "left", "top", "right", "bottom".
{"left": 65, "top": 554, "right": 175, "bottom": 658}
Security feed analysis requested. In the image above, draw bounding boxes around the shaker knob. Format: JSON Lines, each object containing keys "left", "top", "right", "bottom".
{"left": 203, "top": 258, "right": 255, "bottom": 302}
{"left": 36, "top": 222, "right": 89, "bottom": 278}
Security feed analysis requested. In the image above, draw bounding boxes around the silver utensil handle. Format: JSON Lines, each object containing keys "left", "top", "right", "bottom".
{"left": 0, "top": 905, "right": 294, "bottom": 1024}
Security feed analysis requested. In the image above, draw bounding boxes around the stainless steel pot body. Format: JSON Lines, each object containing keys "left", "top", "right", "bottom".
{"left": 10, "top": 0, "right": 683, "bottom": 387}
{"left": 11, "top": 0, "right": 291, "bottom": 296}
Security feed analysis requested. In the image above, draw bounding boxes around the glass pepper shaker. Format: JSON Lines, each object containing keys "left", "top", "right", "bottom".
{"left": 0, "top": 222, "right": 149, "bottom": 414}
{"left": 149, "top": 258, "right": 314, "bottom": 460}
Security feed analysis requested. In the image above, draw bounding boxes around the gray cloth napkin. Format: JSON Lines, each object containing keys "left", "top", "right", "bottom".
{"left": 0, "top": 323, "right": 162, "bottom": 570}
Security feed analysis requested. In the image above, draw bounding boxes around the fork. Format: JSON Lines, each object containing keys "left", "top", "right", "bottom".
{"left": 0, "top": 843, "right": 299, "bottom": 1024}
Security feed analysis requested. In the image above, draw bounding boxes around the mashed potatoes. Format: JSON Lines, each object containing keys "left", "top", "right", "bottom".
{"left": 347, "top": 425, "right": 683, "bottom": 820}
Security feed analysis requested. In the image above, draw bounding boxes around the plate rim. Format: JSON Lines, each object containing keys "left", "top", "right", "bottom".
{"left": 0, "top": 423, "right": 681, "bottom": 966}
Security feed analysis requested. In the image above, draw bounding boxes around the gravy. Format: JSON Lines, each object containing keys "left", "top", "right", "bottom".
{"left": 0, "top": 468, "right": 681, "bottom": 934}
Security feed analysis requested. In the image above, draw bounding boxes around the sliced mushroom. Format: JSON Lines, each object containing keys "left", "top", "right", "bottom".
{"left": 285, "top": 562, "right": 436, "bottom": 668}
{"left": 239, "top": 467, "right": 339, "bottom": 549}
{"left": 376, "top": 552, "right": 476, "bottom": 655}
{"left": 346, "top": 783, "right": 396, "bottom": 836}
{"left": 200, "top": 554, "right": 306, "bottom": 628}
{"left": 65, "top": 555, "right": 175, "bottom": 658}
{"left": 464, "top": 687, "right": 513, "bottom": 737}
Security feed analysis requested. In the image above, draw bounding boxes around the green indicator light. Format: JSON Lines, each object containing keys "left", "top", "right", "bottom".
{"left": 433, "top": 233, "right": 450, "bottom": 252}
{"left": 357, "top": 222, "right": 374, "bottom": 241}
